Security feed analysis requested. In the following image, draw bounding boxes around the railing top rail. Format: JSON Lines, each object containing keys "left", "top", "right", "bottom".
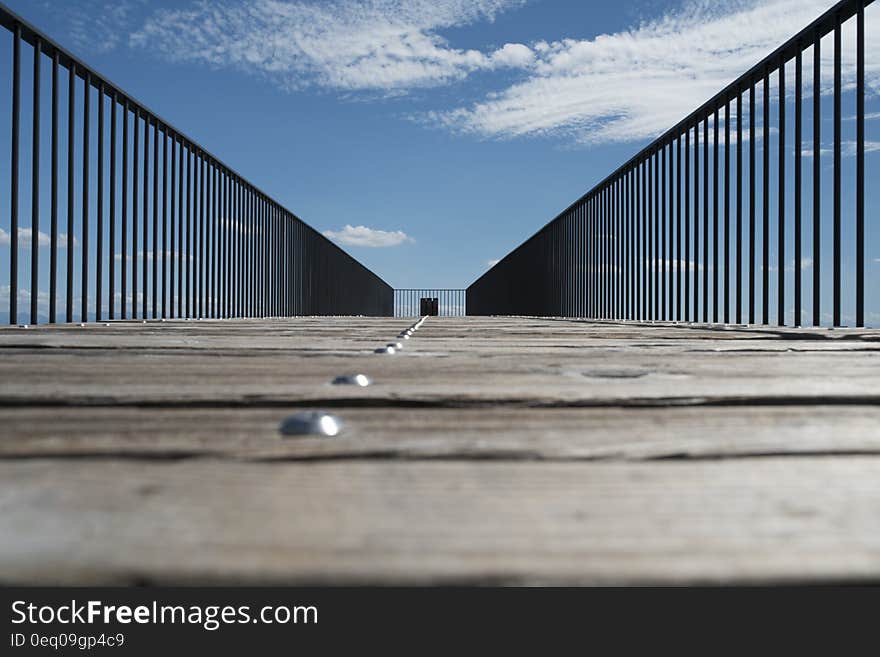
{"left": 0, "top": 1, "right": 390, "bottom": 289}
{"left": 469, "top": 0, "right": 872, "bottom": 290}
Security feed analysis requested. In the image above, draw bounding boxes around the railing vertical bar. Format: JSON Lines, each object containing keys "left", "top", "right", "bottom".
{"left": 248, "top": 189, "right": 253, "bottom": 317}
{"left": 778, "top": 58, "right": 786, "bottom": 326}
{"left": 177, "top": 140, "right": 183, "bottom": 319}
{"left": 96, "top": 84, "right": 103, "bottom": 322}
{"left": 132, "top": 109, "right": 139, "bottom": 319}
{"left": 713, "top": 109, "right": 719, "bottom": 323}
{"left": 795, "top": 50, "right": 803, "bottom": 326}
{"left": 645, "top": 158, "right": 650, "bottom": 320}
{"left": 685, "top": 127, "right": 690, "bottom": 322}
{"left": 109, "top": 93, "right": 116, "bottom": 320}
{"left": 724, "top": 101, "right": 731, "bottom": 324}
{"left": 169, "top": 136, "right": 175, "bottom": 318}
{"left": 736, "top": 92, "right": 743, "bottom": 324}
{"left": 654, "top": 149, "right": 660, "bottom": 320}
{"left": 66, "top": 62, "right": 75, "bottom": 323}
{"left": 121, "top": 103, "right": 128, "bottom": 320}
{"left": 647, "top": 154, "right": 653, "bottom": 320}
{"left": 617, "top": 177, "right": 629, "bottom": 319}
{"left": 856, "top": 0, "right": 865, "bottom": 327}
{"left": 235, "top": 183, "right": 242, "bottom": 317}
{"left": 634, "top": 163, "right": 639, "bottom": 320}
{"left": 693, "top": 124, "right": 700, "bottom": 322}
{"left": 632, "top": 167, "right": 636, "bottom": 320}
{"left": 631, "top": 165, "right": 636, "bottom": 319}
{"left": 676, "top": 134, "right": 682, "bottom": 320}
{"left": 232, "top": 179, "right": 237, "bottom": 317}
{"left": 50, "top": 51, "right": 58, "bottom": 323}
{"left": 142, "top": 113, "right": 148, "bottom": 320}
{"left": 227, "top": 172, "right": 232, "bottom": 317}
{"left": 813, "top": 31, "right": 822, "bottom": 326}
{"left": 81, "top": 71, "right": 90, "bottom": 323}
{"left": 218, "top": 163, "right": 222, "bottom": 316}
{"left": 192, "top": 152, "right": 198, "bottom": 317}
{"left": 703, "top": 116, "right": 709, "bottom": 322}
{"left": 30, "top": 37, "right": 41, "bottom": 325}
{"left": 605, "top": 185, "right": 616, "bottom": 319}
{"left": 244, "top": 187, "right": 249, "bottom": 317}
{"left": 152, "top": 119, "right": 158, "bottom": 319}
{"left": 206, "top": 157, "right": 211, "bottom": 317}
{"left": 9, "top": 24, "right": 20, "bottom": 324}
{"left": 185, "top": 146, "right": 191, "bottom": 318}
{"left": 669, "top": 140, "right": 675, "bottom": 322}
{"left": 229, "top": 173, "right": 234, "bottom": 318}
{"left": 658, "top": 144, "right": 668, "bottom": 321}
{"left": 749, "top": 83, "right": 756, "bottom": 324}
{"left": 199, "top": 155, "right": 205, "bottom": 318}
{"left": 161, "top": 129, "right": 167, "bottom": 318}
{"left": 211, "top": 162, "right": 221, "bottom": 319}
{"left": 661, "top": 143, "right": 667, "bottom": 320}
{"left": 205, "top": 162, "right": 211, "bottom": 318}
{"left": 833, "top": 15, "right": 841, "bottom": 327}
{"left": 763, "top": 71, "right": 770, "bottom": 325}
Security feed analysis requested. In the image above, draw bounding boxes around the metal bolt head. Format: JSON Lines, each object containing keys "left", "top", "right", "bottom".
{"left": 19, "top": 324, "right": 29, "bottom": 329}
{"left": 398, "top": 333, "right": 410, "bottom": 340}
{"left": 387, "top": 342, "right": 403, "bottom": 350}
{"left": 79, "top": 323, "right": 86, "bottom": 327}
{"left": 374, "top": 346, "right": 396, "bottom": 354}
{"left": 332, "top": 374, "right": 372, "bottom": 387}
{"left": 279, "top": 411, "right": 343, "bottom": 437}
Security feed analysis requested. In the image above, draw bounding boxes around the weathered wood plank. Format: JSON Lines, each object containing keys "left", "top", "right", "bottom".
{"left": 0, "top": 318, "right": 878, "bottom": 407}
{"left": 2, "top": 457, "right": 879, "bottom": 585}
{"left": 2, "top": 405, "right": 880, "bottom": 461}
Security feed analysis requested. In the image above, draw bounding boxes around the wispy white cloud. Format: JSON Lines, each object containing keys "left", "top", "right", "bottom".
{"left": 322, "top": 224, "right": 414, "bottom": 247}
{"left": 68, "top": 0, "right": 147, "bottom": 54}
{"left": 431, "top": 0, "right": 880, "bottom": 145}
{"left": 0, "top": 227, "right": 78, "bottom": 247}
{"left": 130, "top": 0, "right": 528, "bottom": 92}
{"left": 114, "top": 250, "right": 193, "bottom": 262}
{"left": 803, "top": 140, "right": 880, "bottom": 158}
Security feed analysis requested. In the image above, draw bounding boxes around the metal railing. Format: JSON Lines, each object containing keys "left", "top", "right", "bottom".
{"left": 0, "top": 3, "right": 392, "bottom": 324}
{"left": 394, "top": 289, "right": 466, "bottom": 317}
{"left": 468, "top": 0, "right": 873, "bottom": 327}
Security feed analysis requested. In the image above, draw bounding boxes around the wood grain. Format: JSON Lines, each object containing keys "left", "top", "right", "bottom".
{"left": 1, "top": 316, "right": 878, "bottom": 585}
{"left": 2, "top": 457, "right": 880, "bottom": 585}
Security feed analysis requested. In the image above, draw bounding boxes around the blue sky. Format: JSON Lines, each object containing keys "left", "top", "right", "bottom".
{"left": 1, "top": 0, "right": 879, "bottom": 323}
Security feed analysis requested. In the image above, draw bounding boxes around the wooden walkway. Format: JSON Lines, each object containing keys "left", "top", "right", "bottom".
{"left": 1, "top": 316, "right": 879, "bottom": 585}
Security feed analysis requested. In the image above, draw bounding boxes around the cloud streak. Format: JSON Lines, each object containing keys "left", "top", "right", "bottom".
{"left": 0, "top": 227, "right": 78, "bottom": 248}
{"left": 322, "top": 224, "right": 414, "bottom": 247}
{"left": 433, "top": 0, "right": 880, "bottom": 145}
{"left": 130, "top": 0, "right": 527, "bottom": 92}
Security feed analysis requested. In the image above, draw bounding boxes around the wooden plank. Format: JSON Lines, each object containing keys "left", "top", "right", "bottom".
{"left": 0, "top": 318, "right": 879, "bottom": 407}
{"left": 2, "top": 457, "right": 880, "bottom": 585}
{"left": 2, "top": 405, "right": 880, "bottom": 461}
